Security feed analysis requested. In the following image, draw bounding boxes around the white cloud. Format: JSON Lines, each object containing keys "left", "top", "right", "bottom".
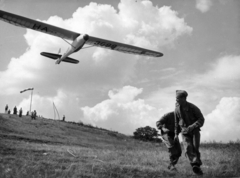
{"left": 197, "top": 55, "right": 240, "bottom": 90}
{"left": 108, "top": 86, "right": 143, "bottom": 103}
{"left": 82, "top": 86, "right": 163, "bottom": 134}
{"left": 196, "top": 0, "right": 213, "bottom": 13}
{"left": 17, "top": 89, "right": 82, "bottom": 120}
{"left": 0, "top": 1, "right": 192, "bottom": 95}
{"left": 146, "top": 87, "right": 240, "bottom": 142}
{"left": 144, "top": 56, "right": 240, "bottom": 118}
{"left": 145, "top": 55, "right": 240, "bottom": 142}
{"left": 206, "top": 55, "right": 240, "bottom": 81}
{"left": 119, "top": 0, "right": 193, "bottom": 48}
{"left": 202, "top": 97, "right": 240, "bottom": 142}
{"left": 0, "top": 1, "right": 193, "bottom": 133}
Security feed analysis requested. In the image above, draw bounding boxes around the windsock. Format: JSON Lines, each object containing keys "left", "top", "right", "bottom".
{"left": 20, "top": 88, "right": 34, "bottom": 93}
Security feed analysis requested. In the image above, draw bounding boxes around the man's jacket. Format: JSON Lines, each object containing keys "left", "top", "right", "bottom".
{"left": 175, "top": 102, "right": 205, "bottom": 135}
{"left": 157, "top": 112, "right": 179, "bottom": 136}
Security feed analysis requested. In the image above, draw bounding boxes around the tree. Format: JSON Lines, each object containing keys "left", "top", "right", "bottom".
{"left": 133, "top": 126, "right": 159, "bottom": 142}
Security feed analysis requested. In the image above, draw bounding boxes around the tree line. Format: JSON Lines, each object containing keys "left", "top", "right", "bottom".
{"left": 133, "top": 126, "right": 162, "bottom": 143}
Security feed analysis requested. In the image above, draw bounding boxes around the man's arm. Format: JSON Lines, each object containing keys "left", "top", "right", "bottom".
{"left": 187, "top": 104, "right": 205, "bottom": 133}
{"left": 156, "top": 118, "right": 164, "bottom": 130}
{"left": 156, "top": 114, "right": 170, "bottom": 133}
{"left": 192, "top": 104, "right": 205, "bottom": 127}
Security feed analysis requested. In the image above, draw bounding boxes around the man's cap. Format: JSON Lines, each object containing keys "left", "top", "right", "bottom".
{"left": 176, "top": 90, "right": 188, "bottom": 98}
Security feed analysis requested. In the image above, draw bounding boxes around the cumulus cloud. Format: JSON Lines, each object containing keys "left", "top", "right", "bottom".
{"left": 82, "top": 86, "right": 163, "bottom": 134}
{"left": 142, "top": 54, "right": 240, "bottom": 141}
{"left": 17, "top": 89, "right": 82, "bottom": 119}
{"left": 0, "top": 0, "right": 192, "bottom": 124}
{"left": 145, "top": 54, "right": 240, "bottom": 116}
{"left": 206, "top": 55, "right": 240, "bottom": 81}
{"left": 187, "top": 55, "right": 240, "bottom": 113}
{"left": 197, "top": 55, "right": 240, "bottom": 90}
{"left": 0, "top": 0, "right": 192, "bottom": 93}
{"left": 196, "top": 0, "right": 213, "bottom": 13}
{"left": 202, "top": 97, "right": 240, "bottom": 142}
{"left": 119, "top": 0, "right": 193, "bottom": 47}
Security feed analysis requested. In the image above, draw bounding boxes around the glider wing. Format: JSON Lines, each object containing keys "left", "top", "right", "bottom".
{"left": 86, "top": 36, "right": 163, "bottom": 57}
{"left": 0, "top": 10, "right": 80, "bottom": 41}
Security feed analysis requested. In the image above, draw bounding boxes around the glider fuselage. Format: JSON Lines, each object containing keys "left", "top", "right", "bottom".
{"left": 55, "top": 34, "right": 89, "bottom": 64}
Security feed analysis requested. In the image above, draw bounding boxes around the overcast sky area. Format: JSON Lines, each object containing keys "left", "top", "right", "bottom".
{"left": 0, "top": 0, "right": 240, "bottom": 142}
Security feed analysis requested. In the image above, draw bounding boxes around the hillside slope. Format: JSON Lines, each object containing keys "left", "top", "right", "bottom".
{"left": 0, "top": 113, "right": 132, "bottom": 149}
{"left": 1, "top": 113, "right": 240, "bottom": 178}
{"left": 0, "top": 113, "right": 169, "bottom": 178}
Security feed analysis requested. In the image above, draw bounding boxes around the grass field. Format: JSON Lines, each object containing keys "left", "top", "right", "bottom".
{"left": 0, "top": 113, "right": 240, "bottom": 178}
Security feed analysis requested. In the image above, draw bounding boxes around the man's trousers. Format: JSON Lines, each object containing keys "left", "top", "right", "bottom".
{"left": 162, "top": 133, "right": 182, "bottom": 165}
{"left": 181, "top": 130, "right": 202, "bottom": 167}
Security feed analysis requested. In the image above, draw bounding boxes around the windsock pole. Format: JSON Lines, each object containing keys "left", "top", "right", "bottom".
{"left": 30, "top": 89, "right": 33, "bottom": 113}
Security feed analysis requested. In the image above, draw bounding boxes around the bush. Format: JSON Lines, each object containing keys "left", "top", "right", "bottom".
{"left": 133, "top": 126, "right": 160, "bottom": 142}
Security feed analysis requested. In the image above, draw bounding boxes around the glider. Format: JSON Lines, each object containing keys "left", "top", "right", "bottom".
{"left": 0, "top": 10, "right": 163, "bottom": 64}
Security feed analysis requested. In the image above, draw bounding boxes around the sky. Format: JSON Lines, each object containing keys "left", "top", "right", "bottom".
{"left": 0, "top": 0, "right": 240, "bottom": 142}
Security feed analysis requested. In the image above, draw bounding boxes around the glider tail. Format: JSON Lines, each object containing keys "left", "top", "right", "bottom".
{"left": 40, "top": 52, "right": 79, "bottom": 64}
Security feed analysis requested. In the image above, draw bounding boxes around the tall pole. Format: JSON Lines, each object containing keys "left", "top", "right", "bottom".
{"left": 20, "top": 88, "right": 34, "bottom": 114}
{"left": 30, "top": 89, "right": 33, "bottom": 113}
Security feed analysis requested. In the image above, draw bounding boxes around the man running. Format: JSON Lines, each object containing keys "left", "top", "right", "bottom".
{"left": 174, "top": 90, "right": 205, "bottom": 175}
{"left": 157, "top": 111, "right": 182, "bottom": 170}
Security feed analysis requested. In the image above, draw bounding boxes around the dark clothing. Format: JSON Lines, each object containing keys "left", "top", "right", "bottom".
{"left": 31, "top": 111, "right": 37, "bottom": 120}
{"left": 174, "top": 102, "right": 204, "bottom": 135}
{"left": 175, "top": 101, "right": 205, "bottom": 167}
{"left": 19, "top": 109, "right": 22, "bottom": 117}
{"left": 162, "top": 133, "right": 182, "bottom": 165}
{"left": 5, "top": 105, "right": 8, "bottom": 113}
{"left": 157, "top": 112, "right": 182, "bottom": 166}
{"left": 13, "top": 107, "right": 17, "bottom": 115}
{"left": 157, "top": 112, "right": 176, "bottom": 135}
{"left": 182, "top": 130, "right": 202, "bottom": 166}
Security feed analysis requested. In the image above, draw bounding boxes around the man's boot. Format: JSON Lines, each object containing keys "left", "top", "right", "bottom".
{"left": 192, "top": 165, "right": 203, "bottom": 175}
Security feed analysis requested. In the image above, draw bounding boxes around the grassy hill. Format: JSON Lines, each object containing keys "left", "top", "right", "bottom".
{"left": 0, "top": 113, "right": 240, "bottom": 177}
